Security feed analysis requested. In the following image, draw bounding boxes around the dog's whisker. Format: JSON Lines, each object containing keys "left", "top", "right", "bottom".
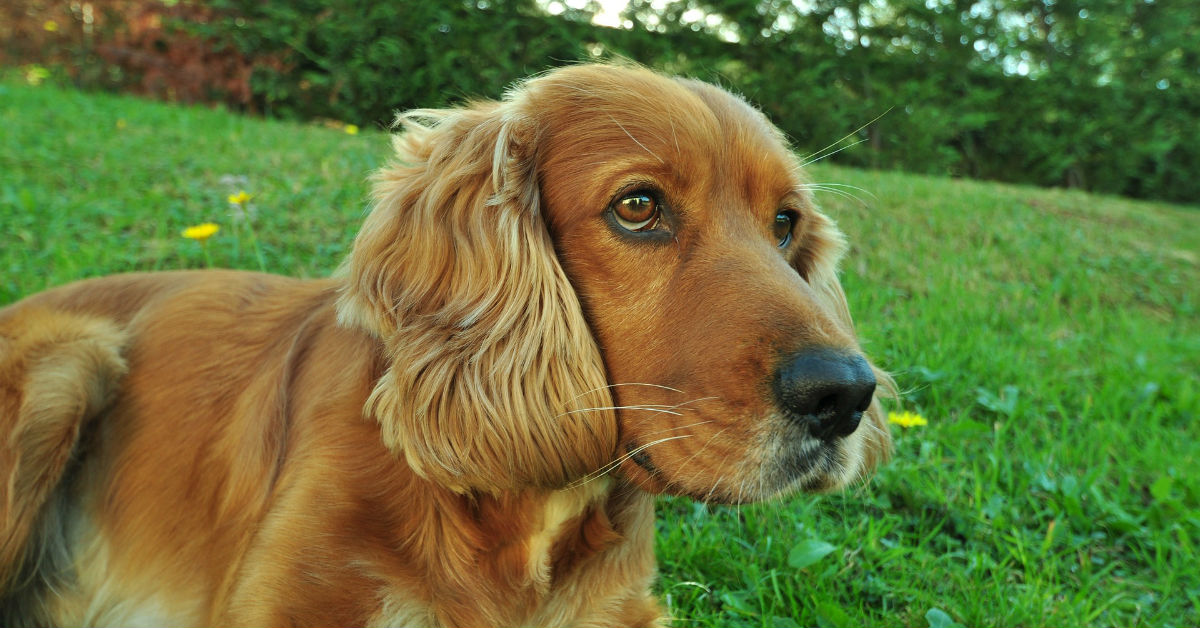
{"left": 619, "top": 396, "right": 718, "bottom": 427}
{"left": 803, "top": 182, "right": 878, "bottom": 199}
{"left": 565, "top": 382, "right": 686, "bottom": 403}
{"left": 681, "top": 427, "right": 734, "bottom": 501}
{"left": 803, "top": 185, "right": 868, "bottom": 207}
{"left": 642, "top": 419, "right": 716, "bottom": 437}
{"left": 623, "top": 396, "right": 719, "bottom": 426}
{"left": 609, "top": 114, "right": 665, "bottom": 164}
{"left": 664, "top": 396, "right": 719, "bottom": 410}
{"left": 799, "top": 137, "right": 869, "bottom": 168}
{"left": 567, "top": 434, "right": 694, "bottom": 489}
{"left": 804, "top": 183, "right": 867, "bottom": 199}
{"left": 668, "top": 115, "right": 681, "bottom": 158}
{"left": 802, "top": 186, "right": 864, "bottom": 204}
{"left": 675, "top": 426, "right": 732, "bottom": 485}
{"left": 798, "top": 108, "right": 893, "bottom": 166}
{"left": 701, "top": 472, "right": 724, "bottom": 504}
{"left": 556, "top": 405, "right": 683, "bottom": 419}
{"left": 801, "top": 183, "right": 875, "bottom": 207}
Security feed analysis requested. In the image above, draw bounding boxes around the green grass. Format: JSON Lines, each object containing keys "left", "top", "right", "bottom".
{"left": 3, "top": 78, "right": 1198, "bottom": 627}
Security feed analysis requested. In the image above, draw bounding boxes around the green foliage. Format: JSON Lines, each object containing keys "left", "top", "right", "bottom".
{"left": 189, "top": 0, "right": 1200, "bottom": 203}
{"left": 609, "top": 0, "right": 1200, "bottom": 204}
{"left": 188, "top": 0, "right": 600, "bottom": 123}
{"left": 6, "top": 0, "right": 1198, "bottom": 203}
{"left": 3, "top": 78, "right": 1198, "bottom": 627}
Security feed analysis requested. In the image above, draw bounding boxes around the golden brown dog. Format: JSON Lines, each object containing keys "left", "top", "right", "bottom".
{"left": 0, "top": 64, "right": 892, "bottom": 627}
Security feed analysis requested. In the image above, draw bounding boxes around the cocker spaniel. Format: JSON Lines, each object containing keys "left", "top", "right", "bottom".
{"left": 0, "top": 64, "right": 892, "bottom": 627}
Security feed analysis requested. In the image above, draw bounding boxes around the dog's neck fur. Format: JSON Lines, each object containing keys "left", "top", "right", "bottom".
{"left": 367, "top": 477, "right": 659, "bottom": 627}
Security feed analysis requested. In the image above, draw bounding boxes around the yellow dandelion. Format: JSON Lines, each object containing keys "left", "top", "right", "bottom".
{"left": 116, "top": 119, "right": 127, "bottom": 129}
{"left": 24, "top": 65, "right": 50, "bottom": 86}
{"left": 182, "top": 223, "right": 220, "bottom": 241}
{"left": 44, "top": 20, "right": 59, "bottom": 32}
{"left": 227, "top": 191, "right": 251, "bottom": 205}
{"left": 887, "top": 410, "right": 928, "bottom": 428}
{"left": 344, "top": 124, "right": 359, "bottom": 135}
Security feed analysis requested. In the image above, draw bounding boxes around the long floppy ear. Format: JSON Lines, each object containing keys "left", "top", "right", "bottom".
{"left": 797, "top": 207, "right": 896, "bottom": 472}
{"left": 336, "top": 96, "right": 617, "bottom": 493}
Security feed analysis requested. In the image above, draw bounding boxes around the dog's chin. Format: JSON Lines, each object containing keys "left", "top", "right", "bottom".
{"left": 743, "top": 436, "right": 866, "bottom": 502}
{"left": 616, "top": 429, "right": 867, "bottom": 505}
{"left": 769, "top": 437, "right": 864, "bottom": 496}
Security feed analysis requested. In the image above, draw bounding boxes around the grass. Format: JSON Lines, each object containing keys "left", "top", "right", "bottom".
{"left": 2, "top": 77, "right": 1198, "bottom": 627}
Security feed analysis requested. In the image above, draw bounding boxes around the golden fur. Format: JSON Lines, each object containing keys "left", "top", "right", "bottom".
{"left": 0, "top": 64, "right": 892, "bottom": 627}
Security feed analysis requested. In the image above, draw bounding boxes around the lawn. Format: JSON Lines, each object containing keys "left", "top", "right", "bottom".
{"left": 2, "top": 78, "right": 1197, "bottom": 627}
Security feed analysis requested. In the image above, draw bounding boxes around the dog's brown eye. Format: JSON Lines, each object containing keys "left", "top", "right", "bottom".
{"left": 613, "top": 193, "right": 661, "bottom": 232}
{"left": 774, "top": 211, "right": 796, "bottom": 247}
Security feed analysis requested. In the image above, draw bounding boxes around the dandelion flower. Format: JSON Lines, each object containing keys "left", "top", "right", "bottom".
{"left": 182, "top": 223, "right": 220, "bottom": 241}
{"left": 227, "top": 191, "right": 251, "bottom": 205}
{"left": 888, "top": 410, "right": 928, "bottom": 428}
{"left": 116, "top": 119, "right": 127, "bottom": 130}
{"left": 44, "top": 20, "right": 59, "bottom": 32}
{"left": 344, "top": 124, "right": 359, "bottom": 135}
{"left": 24, "top": 65, "right": 50, "bottom": 86}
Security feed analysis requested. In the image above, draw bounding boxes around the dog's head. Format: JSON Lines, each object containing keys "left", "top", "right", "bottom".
{"left": 338, "top": 64, "right": 893, "bottom": 500}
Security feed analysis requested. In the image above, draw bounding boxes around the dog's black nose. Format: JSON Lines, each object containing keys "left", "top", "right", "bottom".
{"left": 775, "top": 349, "right": 876, "bottom": 440}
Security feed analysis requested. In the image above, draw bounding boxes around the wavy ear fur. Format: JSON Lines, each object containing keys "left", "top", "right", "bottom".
{"left": 337, "top": 95, "right": 617, "bottom": 493}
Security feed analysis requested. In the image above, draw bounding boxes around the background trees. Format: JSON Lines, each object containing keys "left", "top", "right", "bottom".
{"left": 4, "top": 0, "right": 1197, "bottom": 203}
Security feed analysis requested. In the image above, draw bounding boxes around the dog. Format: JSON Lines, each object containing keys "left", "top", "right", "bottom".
{"left": 0, "top": 63, "right": 893, "bottom": 627}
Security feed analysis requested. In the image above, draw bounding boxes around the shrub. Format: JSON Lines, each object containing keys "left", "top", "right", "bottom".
{"left": 187, "top": 0, "right": 599, "bottom": 124}
{"left": 2, "top": 0, "right": 260, "bottom": 107}
{"left": 4, "top": 0, "right": 1197, "bottom": 205}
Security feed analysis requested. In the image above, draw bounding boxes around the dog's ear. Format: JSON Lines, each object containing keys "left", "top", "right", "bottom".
{"left": 796, "top": 208, "right": 895, "bottom": 470}
{"left": 336, "top": 98, "right": 617, "bottom": 493}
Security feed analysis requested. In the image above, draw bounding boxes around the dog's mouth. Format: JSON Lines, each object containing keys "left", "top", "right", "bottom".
{"left": 618, "top": 425, "right": 859, "bottom": 504}
{"left": 770, "top": 436, "right": 853, "bottom": 493}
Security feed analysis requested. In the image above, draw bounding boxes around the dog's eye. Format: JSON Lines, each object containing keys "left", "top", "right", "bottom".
{"left": 613, "top": 193, "right": 661, "bottom": 232}
{"left": 774, "top": 211, "right": 797, "bottom": 247}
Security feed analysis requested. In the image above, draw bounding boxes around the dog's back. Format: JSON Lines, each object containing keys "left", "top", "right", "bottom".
{"left": 0, "top": 272, "right": 380, "bottom": 625}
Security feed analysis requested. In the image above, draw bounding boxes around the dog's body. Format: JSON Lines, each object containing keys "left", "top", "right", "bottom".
{"left": 1, "top": 64, "right": 891, "bottom": 626}
{"left": 1, "top": 272, "right": 657, "bottom": 626}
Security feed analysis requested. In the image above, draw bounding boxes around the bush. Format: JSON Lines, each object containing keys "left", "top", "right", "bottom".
{"left": 4, "top": 0, "right": 1197, "bottom": 205}
{"left": 2, "top": 0, "right": 260, "bottom": 107}
{"left": 186, "top": 0, "right": 600, "bottom": 124}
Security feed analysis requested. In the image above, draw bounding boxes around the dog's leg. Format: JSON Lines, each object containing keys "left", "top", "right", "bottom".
{"left": 0, "top": 309, "right": 127, "bottom": 594}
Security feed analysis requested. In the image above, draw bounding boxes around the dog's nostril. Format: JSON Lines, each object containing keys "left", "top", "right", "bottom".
{"left": 774, "top": 349, "right": 876, "bottom": 441}
{"left": 854, "top": 390, "right": 873, "bottom": 413}
{"left": 814, "top": 394, "right": 839, "bottom": 418}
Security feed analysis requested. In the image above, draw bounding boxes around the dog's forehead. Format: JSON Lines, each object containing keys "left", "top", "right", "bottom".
{"left": 675, "top": 79, "right": 804, "bottom": 205}
{"left": 527, "top": 66, "right": 801, "bottom": 208}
